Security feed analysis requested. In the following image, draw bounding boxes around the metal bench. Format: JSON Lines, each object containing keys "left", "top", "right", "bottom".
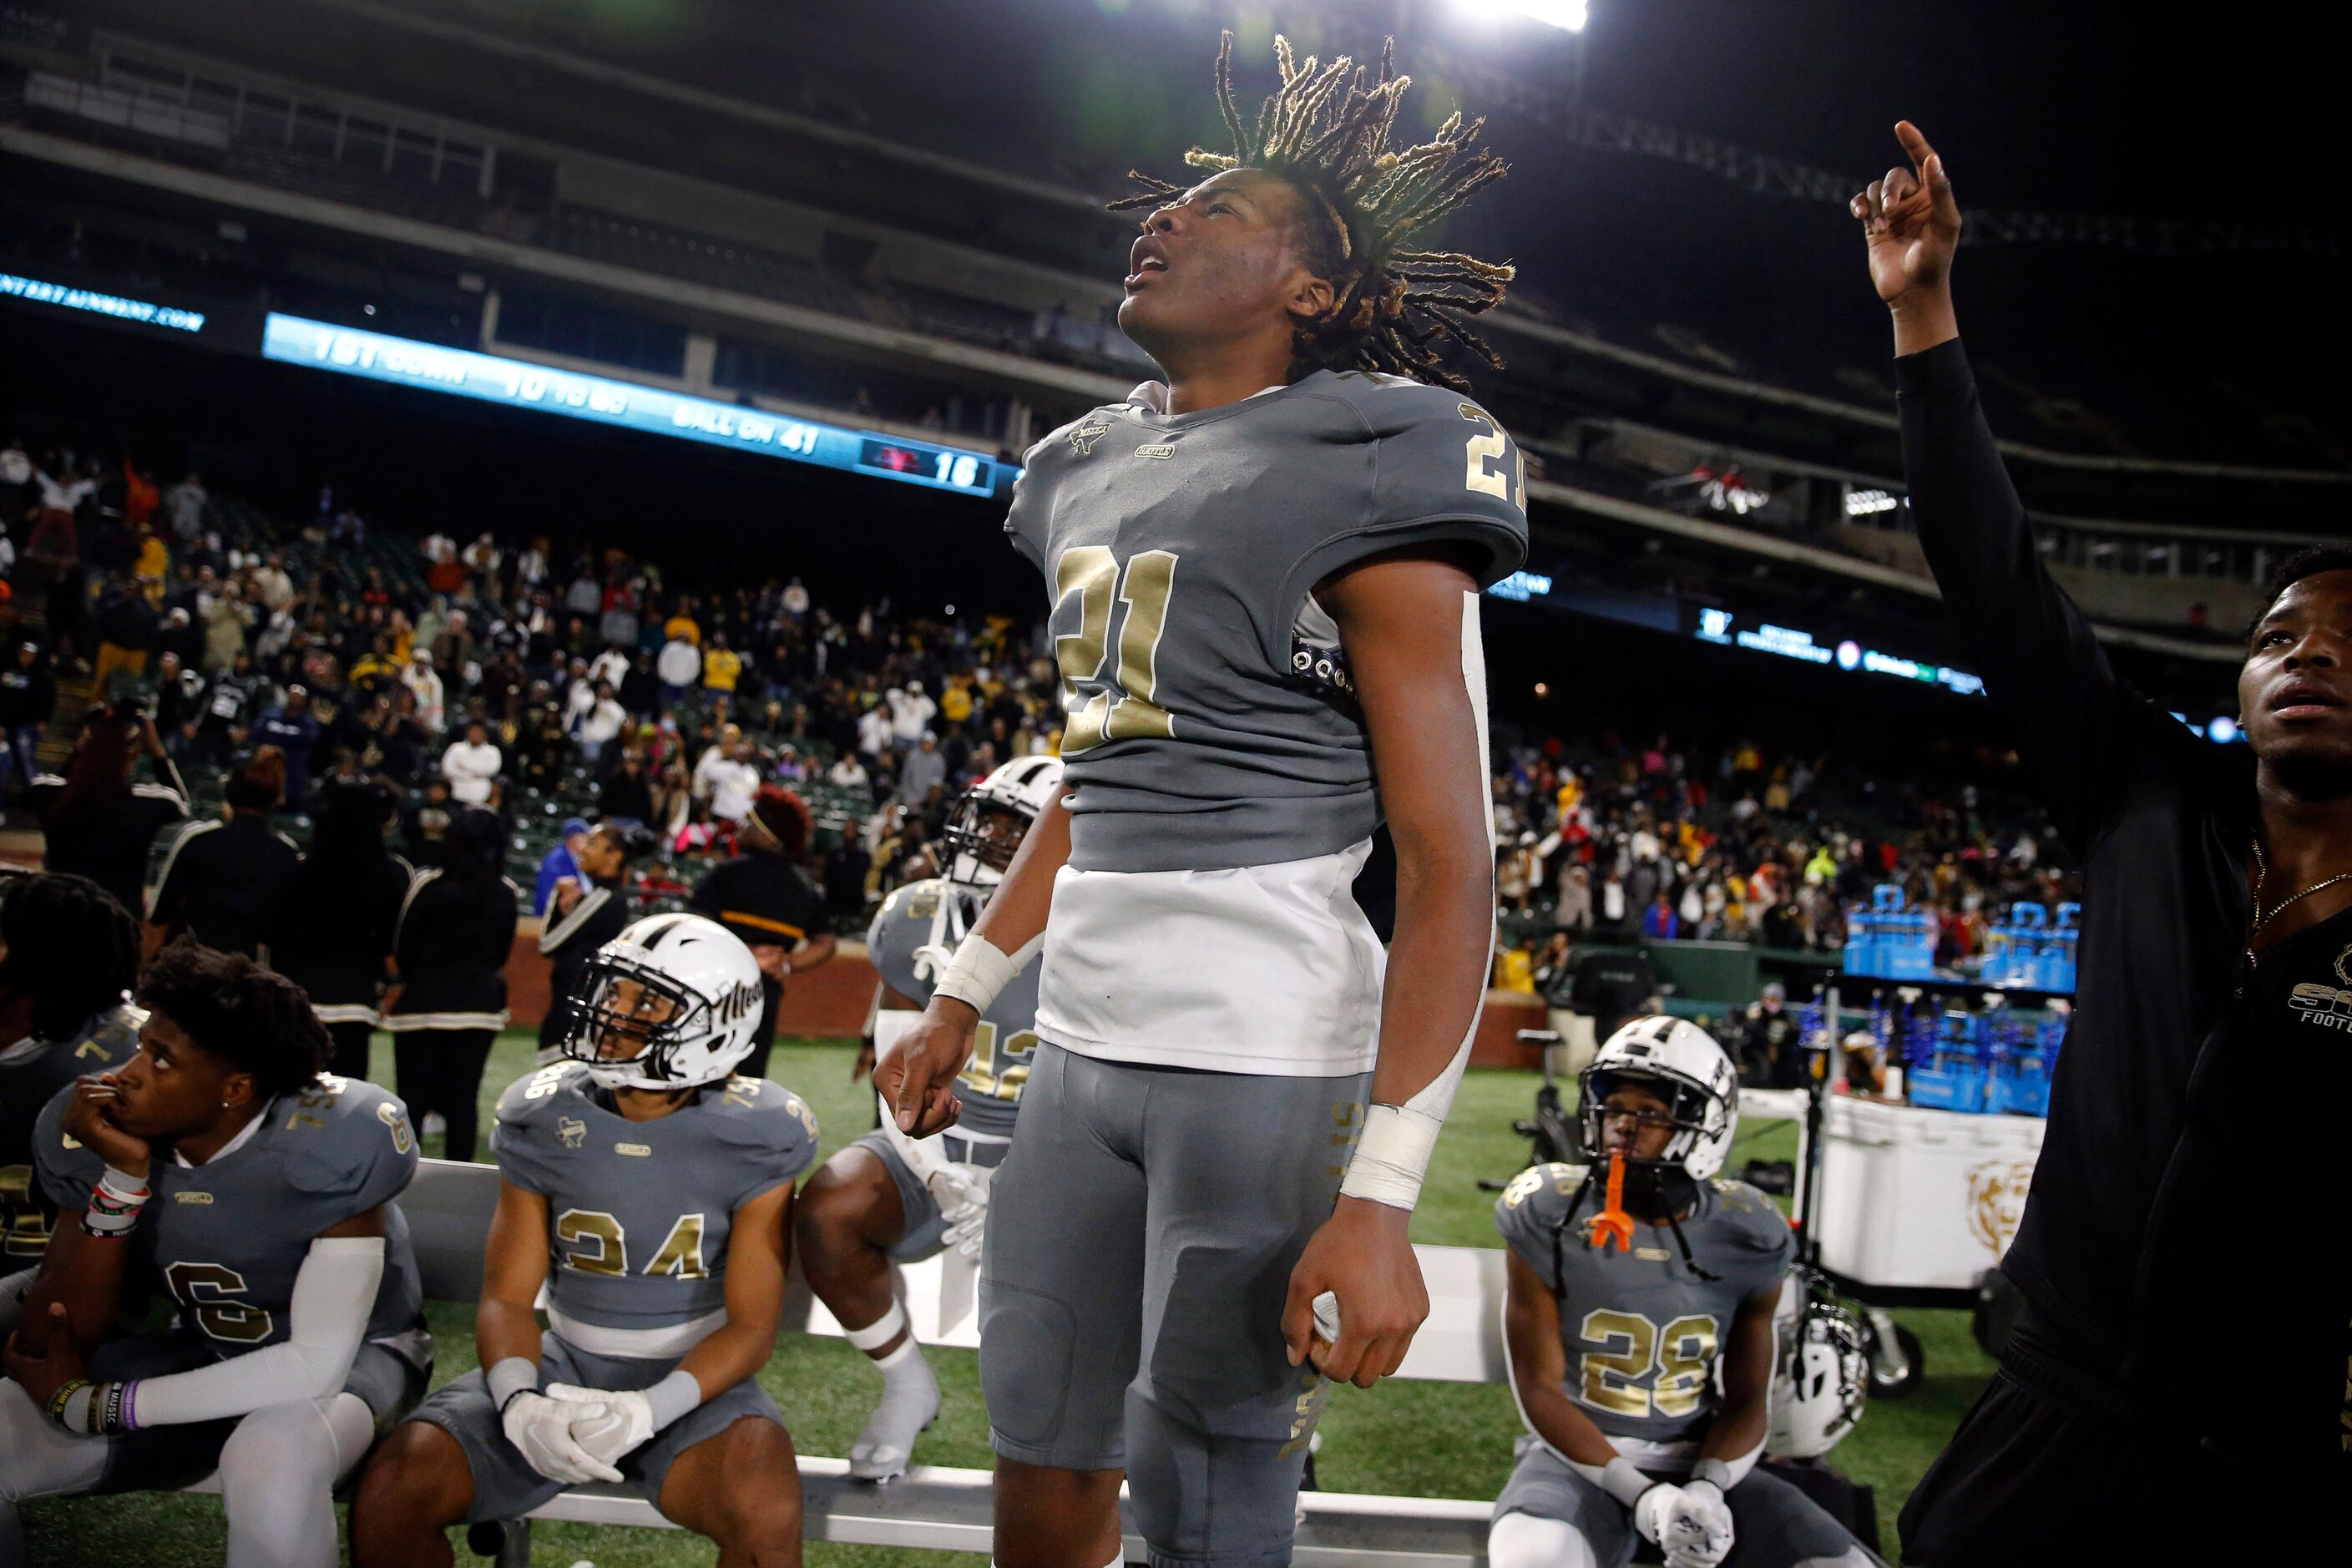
{"left": 174, "top": 1158, "right": 1510, "bottom": 1563}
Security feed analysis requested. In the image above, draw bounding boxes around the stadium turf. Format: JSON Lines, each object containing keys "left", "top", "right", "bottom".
{"left": 21, "top": 1033, "right": 1990, "bottom": 1564}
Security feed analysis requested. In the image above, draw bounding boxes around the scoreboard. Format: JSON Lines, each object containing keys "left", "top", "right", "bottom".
{"left": 259, "top": 313, "right": 1008, "bottom": 498}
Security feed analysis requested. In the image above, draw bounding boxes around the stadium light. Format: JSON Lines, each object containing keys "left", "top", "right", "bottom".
{"left": 1454, "top": 1, "right": 1590, "bottom": 33}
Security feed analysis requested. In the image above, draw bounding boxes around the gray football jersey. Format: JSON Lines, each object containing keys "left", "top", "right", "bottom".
{"left": 490, "top": 1063, "right": 818, "bottom": 1335}
{"left": 1004, "top": 369, "right": 1528, "bottom": 873}
{"left": 2, "top": 1004, "right": 143, "bottom": 1262}
{"left": 36, "top": 1073, "right": 429, "bottom": 1368}
{"left": 866, "top": 878, "right": 1039, "bottom": 1141}
{"left": 1495, "top": 1161, "right": 1793, "bottom": 1446}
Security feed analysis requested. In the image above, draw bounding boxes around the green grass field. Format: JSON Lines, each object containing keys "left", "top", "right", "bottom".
{"left": 22, "top": 1034, "right": 1990, "bottom": 1564}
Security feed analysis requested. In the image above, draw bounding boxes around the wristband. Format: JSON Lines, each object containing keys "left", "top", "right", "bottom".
{"left": 933, "top": 935, "right": 1017, "bottom": 1016}
{"left": 46, "top": 1376, "right": 90, "bottom": 1428}
{"left": 487, "top": 1357, "right": 539, "bottom": 1413}
{"left": 1599, "top": 1454, "right": 1656, "bottom": 1509}
{"left": 1691, "top": 1457, "right": 1735, "bottom": 1493}
{"left": 644, "top": 1368, "right": 702, "bottom": 1430}
{"left": 82, "top": 1166, "right": 151, "bottom": 1238}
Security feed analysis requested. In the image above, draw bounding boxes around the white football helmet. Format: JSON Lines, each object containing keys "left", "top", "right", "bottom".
{"left": 1767, "top": 1273, "right": 1870, "bottom": 1459}
{"left": 1577, "top": 1016, "right": 1740, "bottom": 1181}
{"left": 935, "top": 754, "right": 1064, "bottom": 939}
{"left": 559, "top": 913, "right": 766, "bottom": 1090}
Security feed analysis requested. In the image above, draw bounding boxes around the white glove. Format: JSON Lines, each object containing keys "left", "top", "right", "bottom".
{"left": 1661, "top": 1478, "right": 1735, "bottom": 1568}
{"left": 926, "top": 1161, "right": 991, "bottom": 1260}
{"left": 1631, "top": 1482, "right": 1685, "bottom": 1545}
{"left": 500, "top": 1389, "right": 624, "bottom": 1484}
{"left": 546, "top": 1382, "right": 656, "bottom": 1468}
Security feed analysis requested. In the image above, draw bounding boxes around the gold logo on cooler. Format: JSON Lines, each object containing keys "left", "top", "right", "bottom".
{"left": 1965, "top": 1159, "right": 2034, "bottom": 1257}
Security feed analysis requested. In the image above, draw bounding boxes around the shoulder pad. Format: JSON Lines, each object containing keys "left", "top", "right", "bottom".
{"left": 33, "top": 1084, "right": 102, "bottom": 1207}
{"left": 276, "top": 1076, "right": 419, "bottom": 1208}
{"left": 1495, "top": 1161, "right": 1590, "bottom": 1233}
{"left": 1705, "top": 1178, "right": 1798, "bottom": 1267}
{"left": 701, "top": 1076, "right": 821, "bottom": 1186}
{"left": 493, "top": 1062, "right": 591, "bottom": 1129}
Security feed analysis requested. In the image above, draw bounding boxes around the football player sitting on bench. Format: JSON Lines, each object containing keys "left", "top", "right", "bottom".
{"left": 2, "top": 944, "right": 430, "bottom": 1568}
{"left": 1489, "top": 1018, "right": 1880, "bottom": 1568}
{"left": 351, "top": 914, "right": 818, "bottom": 1568}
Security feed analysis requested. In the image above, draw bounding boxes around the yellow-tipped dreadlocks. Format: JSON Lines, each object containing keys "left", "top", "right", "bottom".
{"left": 1111, "top": 32, "right": 1515, "bottom": 392}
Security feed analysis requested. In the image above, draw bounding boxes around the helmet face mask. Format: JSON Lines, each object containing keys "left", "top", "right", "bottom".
{"left": 932, "top": 756, "right": 1064, "bottom": 942}
{"left": 1576, "top": 1017, "right": 1740, "bottom": 1186}
{"left": 1768, "top": 1275, "right": 1869, "bottom": 1459}
{"left": 941, "top": 798, "right": 1029, "bottom": 893}
{"left": 557, "top": 913, "right": 766, "bottom": 1090}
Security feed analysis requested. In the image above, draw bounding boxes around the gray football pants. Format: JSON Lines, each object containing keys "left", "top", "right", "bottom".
{"left": 980, "top": 1044, "right": 1371, "bottom": 1568}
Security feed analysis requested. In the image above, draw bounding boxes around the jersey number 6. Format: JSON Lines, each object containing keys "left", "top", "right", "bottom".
{"left": 1052, "top": 546, "right": 1178, "bottom": 755}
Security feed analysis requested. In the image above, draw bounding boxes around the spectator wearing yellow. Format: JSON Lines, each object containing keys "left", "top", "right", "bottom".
{"left": 939, "top": 675, "right": 974, "bottom": 726}
{"left": 701, "top": 633, "right": 742, "bottom": 695}
{"left": 663, "top": 599, "right": 702, "bottom": 647}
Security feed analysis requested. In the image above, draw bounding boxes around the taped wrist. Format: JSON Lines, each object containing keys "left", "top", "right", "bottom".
{"left": 1339, "top": 1033, "right": 1474, "bottom": 1212}
{"left": 933, "top": 935, "right": 1016, "bottom": 1016}
{"left": 1691, "top": 1457, "right": 1737, "bottom": 1493}
{"left": 487, "top": 1357, "right": 539, "bottom": 1412}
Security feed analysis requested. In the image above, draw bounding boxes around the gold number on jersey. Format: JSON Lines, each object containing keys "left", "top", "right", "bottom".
{"left": 1578, "top": 1308, "right": 1656, "bottom": 1418}
{"left": 958, "top": 1024, "right": 1039, "bottom": 1102}
{"left": 0, "top": 1164, "right": 49, "bottom": 1258}
{"left": 1501, "top": 1162, "right": 1582, "bottom": 1211}
{"left": 554, "top": 1209, "right": 628, "bottom": 1277}
{"left": 1652, "top": 1314, "right": 1719, "bottom": 1419}
{"left": 1053, "top": 545, "right": 1179, "bottom": 755}
{"left": 164, "top": 1261, "right": 275, "bottom": 1343}
{"left": 377, "top": 1100, "right": 413, "bottom": 1154}
{"left": 1459, "top": 403, "right": 1522, "bottom": 510}
{"left": 644, "top": 1213, "right": 710, "bottom": 1280}
{"left": 1576, "top": 1308, "right": 1722, "bottom": 1420}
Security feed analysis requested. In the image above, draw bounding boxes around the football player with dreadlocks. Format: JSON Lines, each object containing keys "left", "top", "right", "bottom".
{"left": 351, "top": 913, "right": 818, "bottom": 1568}
{"left": 797, "top": 755, "right": 1062, "bottom": 1485}
{"left": 1490, "top": 1019, "right": 1879, "bottom": 1568}
{"left": 876, "top": 33, "right": 1525, "bottom": 1567}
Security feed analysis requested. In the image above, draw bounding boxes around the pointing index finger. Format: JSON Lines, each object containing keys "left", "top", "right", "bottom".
{"left": 1894, "top": 120, "right": 1937, "bottom": 175}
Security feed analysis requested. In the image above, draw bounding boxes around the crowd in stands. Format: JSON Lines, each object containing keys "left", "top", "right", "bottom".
{"left": 1488, "top": 731, "right": 2079, "bottom": 974}
{"left": 0, "top": 430, "right": 2079, "bottom": 993}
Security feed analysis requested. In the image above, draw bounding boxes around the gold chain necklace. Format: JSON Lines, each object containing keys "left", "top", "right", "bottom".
{"left": 2247, "top": 837, "right": 2352, "bottom": 964}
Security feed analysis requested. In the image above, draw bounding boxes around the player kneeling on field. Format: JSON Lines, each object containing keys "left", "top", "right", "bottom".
{"left": 2, "top": 943, "right": 432, "bottom": 1568}
{"left": 1489, "top": 1019, "right": 1879, "bottom": 1568}
{"left": 798, "top": 756, "right": 1060, "bottom": 1481}
{"left": 351, "top": 913, "right": 818, "bottom": 1568}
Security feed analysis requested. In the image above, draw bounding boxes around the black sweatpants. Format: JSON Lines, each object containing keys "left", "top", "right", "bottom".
{"left": 395, "top": 1027, "right": 496, "bottom": 1162}
{"left": 1900, "top": 1313, "right": 2260, "bottom": 1565}
{"left": 326, "top": 1019, "right": 375, "bottom": 1084}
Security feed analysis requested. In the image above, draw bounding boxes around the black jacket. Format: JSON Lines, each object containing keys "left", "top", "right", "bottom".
{"left": 385, "top": 867, "right": 518, "bottom": 1030}
{"left": 30, "top": 776, "right": 188, "bottom": 919}
{"left": 148, "top": 814, "right": 301, "bottom": 959}
{"left": 273, "top": 849, "right": 412, "bottom": 1019}
{"left": 0, "top": 665, "right": 55, "bottom": 730}
{"left": 1899, "top": 341, "right": 2341, "bottom": 1467}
